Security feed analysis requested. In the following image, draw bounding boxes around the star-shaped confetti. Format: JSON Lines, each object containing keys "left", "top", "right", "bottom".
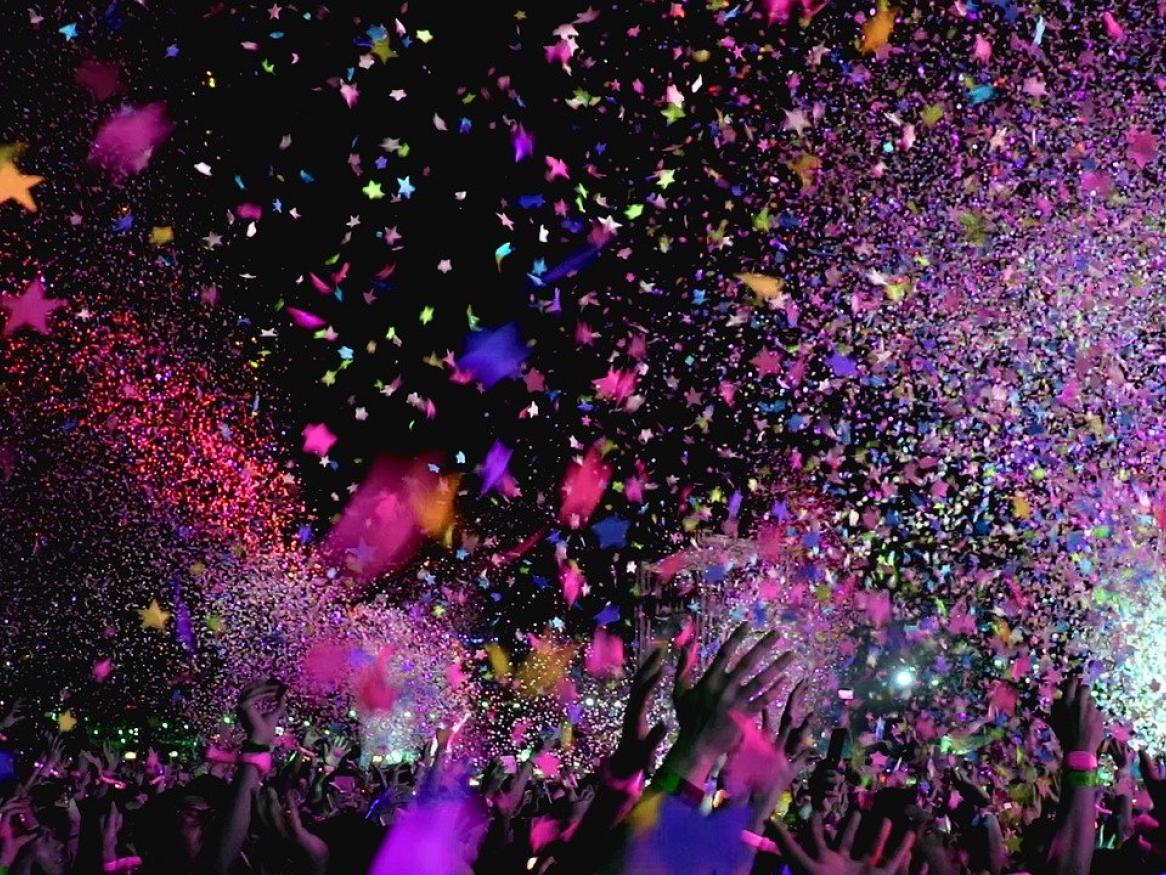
{"left": 1, "top": 278, "right": 65, "bottom": 337}
{"left": 0, "top": 158, "right": 44, "bottom": 212}
{"left": 138, "top": 600, "right": 172, "bottom": 631}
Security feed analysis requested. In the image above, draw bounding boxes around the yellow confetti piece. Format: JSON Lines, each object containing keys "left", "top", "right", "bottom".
{"left": 788, "top": 152, "right": 821, "bottom": 190}
{"left": 1011, "top": 493, "right": 1031, "bottom": 519}
{"left": 138, "top": 599, "right": 171, "bottom": 630}
{"left": 371, "top": 37, "right": 396, "bottom": 62}
{"left": 410, "top": 474, "right": 460, "bottom": 537}
{"left": 485, "top": 642, "right": 511, "bottom": 679}
{"left": 858, "top": 3, "right": 897, "bottom": 53}
{"left": 515, "top": 640, "right": 576, "bottom": 698}
{"left": 735, "top": 272, "right": 785, "bottom": 298}
{"left": 58, "top": 710, "right": 78, "bottom": 732}
{"left": 149, "top": 226, "right": 174, "bottom": 245}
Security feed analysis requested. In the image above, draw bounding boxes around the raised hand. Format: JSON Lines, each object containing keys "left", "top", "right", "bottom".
{"left": 260, "top": 786, "right": 328, "bottom": 874}
{"left": 664, "top": 622, "right": 793, "bottom": 784}
{"left": 747, "top": 680, "right": 813, "bottom": 832}
{"left": 99, "top": 802, "right": 123, "bottom": 863}
{"left": 1047, "top": 676, "right": 1104, "bottom": 875}
{"left": 238, "top": 679, "right": 287, "bottom": 747}
{"left": 0, "top": 698, "right": 27, "bottom": 733}
{"left": 772, "top": 811, "right": 917, "bottom": 875}
{"left": 1050, "top": 677, "right": 1103, "bottom": 758}
{"left": 608, "top": 645, "right": 669, "bottom": 779}
{"left": 810, "top": 727, "right": 849, "bottom": 815}
{"left": 284, "top": 790, "right": 329, "bottom": 872}
{"left": 1137, "top": 749, "right": 1166, "bottom": 816}
{"left": 0, "top": 799, "right": 36, "bottom": 868}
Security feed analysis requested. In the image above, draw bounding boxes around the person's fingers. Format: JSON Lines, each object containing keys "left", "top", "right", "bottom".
{"left": 746, "top": 665, "right": 796, "bottom": 713}
{"left": 737, "top": 653, "right": 791, "bottom": 703}
{"left": 644, "top": 721, "right": 668, "bottom": 755}
{"left": 883, "top": 830, "right": 918, "bottom": 874}
{"left": 780, "top": 681, "right": 807, "bottom": 735}
{"left": 793, "top": 715, "right": 813, "bottom": 748}
{"left": 673, "top": 636, "right": 698, "bottom": 698}
{"left": 704, "top": 622, "right": 752, "bottom": 686}
{"left": 810, "top": 812, "right": 828, "bottom": 854}
{"left": 1063, "top": 676, "right": 1080, "bottom": 706}
{"left": 837, "top": 808, "right": 861, "bottom": 853}
{"left": 628, "top": 652, "right": 665, "bottom": 724}
{"left": 274, "top": 686, "right": 289, "bottom": 720}
{"left": 1140, "top": 749, "right": 1162, "bottom": 783}
{"left": 868, "top": 817, "right": 893, "bottom": 867}
{"left": 635, "top": 645, "right": 666, "bottom": 681}
{"left": 736, "top": 653, "right": 792, "bottom": 704}
{"left": 771, "top": 821, "right": 815, "bottom": 872}
{"left": 727, "top": 630, "right": 779, "bottom": 689}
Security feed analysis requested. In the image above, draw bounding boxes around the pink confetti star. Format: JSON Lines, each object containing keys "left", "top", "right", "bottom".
{"left": 302, "top": 422, "right": 337, "bottom": 456}
{"left": 544, "top": 155, "right": 570, "bottom": 181}
{"left": 2, "top": 277, "right": 65, "bottom": 337}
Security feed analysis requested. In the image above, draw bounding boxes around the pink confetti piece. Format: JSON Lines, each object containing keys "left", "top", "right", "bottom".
{"left": 301, "top": 422, "right": 337, "bottom": 456}
{"left": 593, "top": 367, "right": 637, "bottom": 403}
{"left": 88, "top": 102, "right": 174, "bottom": 179}
{"left": 286, "top": 307, "right": 327, "bottom": 329}
{"left": 560, "top": 561, "right": 584, "bottom": 607}
{"left": 92, "top": 658, "right": 113, "bottom": 683}
{"left": 584, "top": 626, "right": 625, "bottom": 678}
{"left": 559, "top": 443, "right": 612, "bottom": 526}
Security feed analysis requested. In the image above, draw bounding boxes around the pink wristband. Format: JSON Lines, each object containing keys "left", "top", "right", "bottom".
{"left": 598, "top": 758, "right": 646, "bottom": 796}
{"left": 741, "top": 829, "right": 779, "bottom": 855}
{"left": 239, "top": 751, "right": 273, "bottom": 775}
{"left": 103, "top": 857, "right": 143, "bottom": 872}
{"left": 1065, "top": 750, "right": 1098, "bottom": 772}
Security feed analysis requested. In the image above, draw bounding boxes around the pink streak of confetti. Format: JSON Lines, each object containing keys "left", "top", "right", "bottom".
{"left": 303, "top": 639, "right": 350, "bottom": 691}
{"left": 88, "top": 102, "right": 174, "bottom": 179}
{"left": 560, "top": 560, "right": 584, "bottom": 607}
{"left": 532, "top": 750, "right": 561, "bottom": 778}
{"left": 286, "top": 307, "right": 327, "bottom": 330}
{"left": 355, "top": 647, "right": 399, "bottom": 713}
{"left": 559, "top": 443, "right": 612, "bottom": 526}
{"left": 323, "top": 457, "right": 438, "bottom": 582}
{"left": 1102, "top": 10, "right": 1126, "bottom": 41}
{"left": 593, "top": 368, "right": 637, "bottom": 404}
{"left": 584, "top": 626, "right": 625, "bottom": 678}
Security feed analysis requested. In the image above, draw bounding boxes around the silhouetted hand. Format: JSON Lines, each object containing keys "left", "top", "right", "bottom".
{"left": 666, "top": 623, "right": 792, "bottom": 782}
{"left": 608, "top": 645, "right": 668, "bottom": 779}
{"left": 773, "top": 810, "right": 917, "bottom": 875}
{"left": 238, "top": 680, "right": 287, "bottom": 747}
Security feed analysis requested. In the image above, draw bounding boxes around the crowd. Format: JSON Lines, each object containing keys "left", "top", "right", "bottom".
{"left": 1, "top": 624, "right": 1163, "bottom": 874}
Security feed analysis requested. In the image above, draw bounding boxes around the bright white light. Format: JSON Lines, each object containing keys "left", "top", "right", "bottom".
{"left": 893, "top": 669, "right": 915, "bottom": 689}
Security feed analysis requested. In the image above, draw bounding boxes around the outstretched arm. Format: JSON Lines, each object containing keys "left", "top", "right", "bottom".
{"left": 1046, "top": 677, "right": 1104, "bottom": 875}
{"left": 203, "top": 680, "right": 286, "bottom": 875}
